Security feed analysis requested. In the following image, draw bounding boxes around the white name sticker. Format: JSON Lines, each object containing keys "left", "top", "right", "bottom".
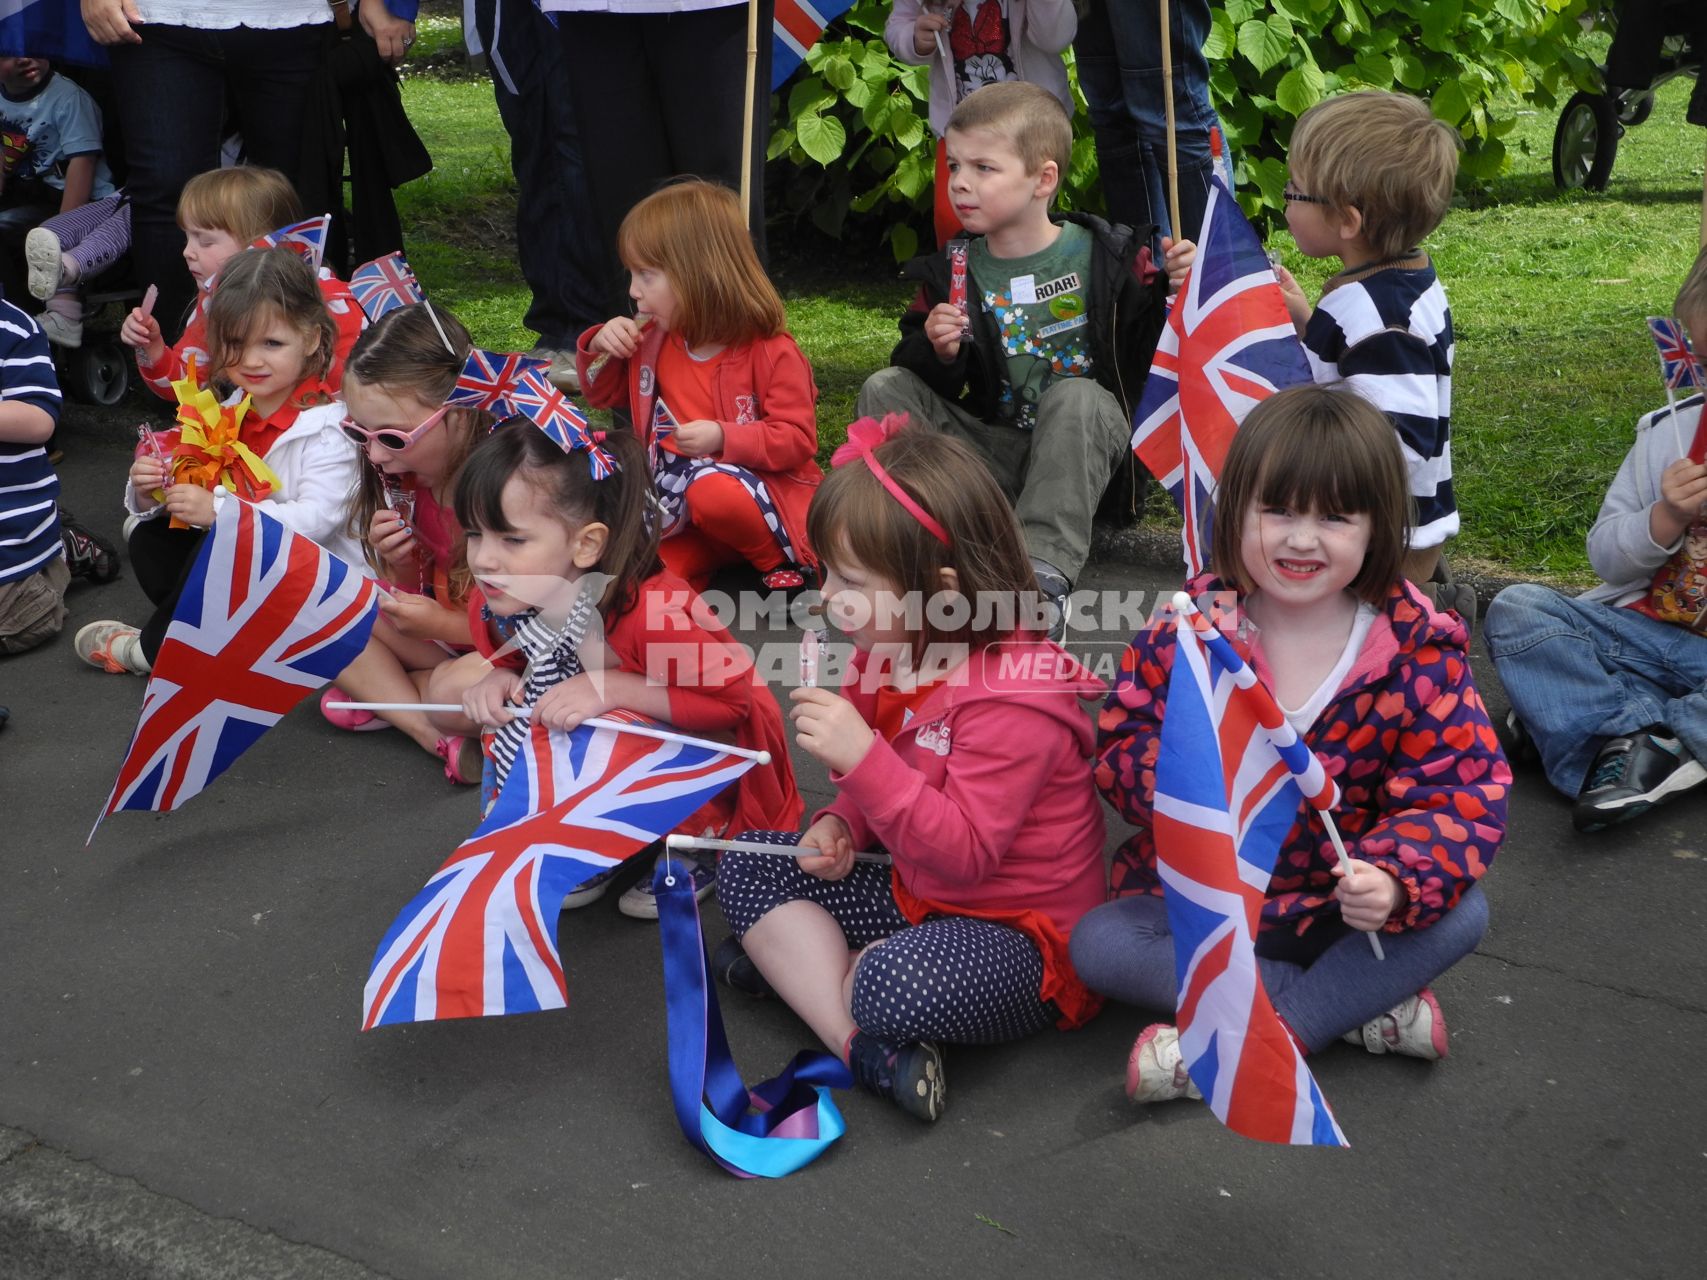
{"left": 1010, "top": 274, "right": 1038, "bottom": 305}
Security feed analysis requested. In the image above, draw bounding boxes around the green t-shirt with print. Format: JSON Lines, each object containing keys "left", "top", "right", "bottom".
{"left": 968, "top": 221, "right": 1095, "bottom": 430}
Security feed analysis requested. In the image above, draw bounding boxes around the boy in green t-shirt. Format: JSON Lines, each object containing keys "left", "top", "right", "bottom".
{"left": 859, "top": 81, "right": 1191, "bottom": 637}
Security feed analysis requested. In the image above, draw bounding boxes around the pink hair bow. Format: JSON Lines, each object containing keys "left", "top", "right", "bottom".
{"left": 830, "top": 412, "right": 950, "bottom": 546}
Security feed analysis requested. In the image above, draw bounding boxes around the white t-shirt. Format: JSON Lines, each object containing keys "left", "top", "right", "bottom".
{"left": 1277, "top": 604, "right": 1378, "bottom": 735}
{"left": 539, "top": 2, "right": 741, "bottom": 12}
{"left": 133, "top": 1, "right": 334, "bottom": 26}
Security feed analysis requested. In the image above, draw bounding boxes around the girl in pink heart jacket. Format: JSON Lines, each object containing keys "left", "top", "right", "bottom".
{"left": 714, "top": 416, "right": 1107, "bottom": 1124}
{"left": 1071, "top": 385, "right": 1508, "bottom": 1108}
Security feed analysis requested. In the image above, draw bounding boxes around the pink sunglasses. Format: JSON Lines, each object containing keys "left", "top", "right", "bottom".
{"left": 341, "top": 404, "right": 450, "bottom": 452}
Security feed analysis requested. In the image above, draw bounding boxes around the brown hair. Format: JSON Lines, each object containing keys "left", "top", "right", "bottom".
{"left": 808, "top": 426, "right": 1041, "bottom": 660}
{"left": 203, "top": 248, "right": 336, "bottom": 405}
{"left": 453, "top": 422, "right": 661, "bottom": 624}
{"left": 176, "top": 167, "right": 302, "bottom": 244}
{"left": 1288, "top": 90, "right": 1461, "bottom": 260}
{"left": 1209, "top": 385, "right": 1411, "bottom": 606}
{"left": 945, "top": 81, "right": 1072, "bottom": 178}
{"left": 617, "top": 179, "right": 785, "bottom": 349}
{"left": 1675, "top": 244, "right": 1707, "bottom": 338}
{"left": 344, "top": 303, "right": 488, "bottom": 596}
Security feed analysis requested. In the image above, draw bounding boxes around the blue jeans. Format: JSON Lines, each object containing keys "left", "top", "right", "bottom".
{"left": 1485, "top": 582, "right": 1707, "bottom": 796}
{"left": 1073, "top": 0, "right": 1221, "bottom": 242}
{"left": 1068, "top": 888, "right": 1489, "bottom": 1053}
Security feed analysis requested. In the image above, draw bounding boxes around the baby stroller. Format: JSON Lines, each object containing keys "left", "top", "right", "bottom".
{"left": 1553, "top": 0, "right": 1703, "bottom": 191}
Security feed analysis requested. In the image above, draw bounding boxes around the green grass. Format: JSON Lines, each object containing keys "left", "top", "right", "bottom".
{"left": 393, "top": 47, "right": 1707, "bottom": 585}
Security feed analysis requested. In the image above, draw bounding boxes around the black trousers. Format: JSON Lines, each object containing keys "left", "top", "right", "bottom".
{"left": 104, "top": 22, "right": 329, "bottom": 342}
{"left": 555, "top": 5, "right": 772, "bottom": 321}
{"left": 127, "top": 518, "right": 206, "bottom": 663}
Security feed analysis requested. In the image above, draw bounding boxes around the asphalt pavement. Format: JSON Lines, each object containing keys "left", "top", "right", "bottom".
{"left": 2, "top": 401, "right": 1703, "bottom": 1279}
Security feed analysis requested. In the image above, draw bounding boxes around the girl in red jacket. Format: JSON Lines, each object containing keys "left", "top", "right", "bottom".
{"left": 714, "top": 418, "right": 1107, "bottom": 1123}
{"left": 576, "top": 179, "right": 821, "bottom": 592}
{"left": 425, "top": 420, "right": 801, "bottom": 919}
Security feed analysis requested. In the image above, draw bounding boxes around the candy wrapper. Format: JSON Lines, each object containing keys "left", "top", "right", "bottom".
{"left": 799, "top": 626, "right": 826, "bottom": 688}
{"left": 585, "top": 313, "right": 654, "bottom": 383}
{"left": 948, "top": 240, "right": 973, "bottom": 341}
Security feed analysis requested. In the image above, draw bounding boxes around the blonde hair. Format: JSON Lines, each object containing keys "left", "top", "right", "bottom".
{"left": 1289, "top": 91, "right": 1461, "bottom": 260}
{"left": 177, "top": 167, "right": 302, "bottom": 244}
{"left": 617, "top": 179, "right": 785, "bottom": 349}
{"left": 203, "top": 248, "right": 336, "bottom": 403}
{"left": 1210, "top": 385, "right": 1412, "bottom": 606}
{"left": 945, "top": 81, "right": 1072, "bottom": 178}
{"left": 808, "top": 426, "right": 1041, "bottom": 660}
{"left": 1675, "top": 244, "right": 1707, "bottom": 337}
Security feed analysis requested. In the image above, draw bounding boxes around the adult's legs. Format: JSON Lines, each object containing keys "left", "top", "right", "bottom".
{"left": 1484, "top": 583, "right": 1707, "bottom": 796}
{"left": 477, "top": 0, "right": 603, "bottom": 347}
{"left": 1017, "top": 376, "right": 1129, "bottom": 582}
{"left": 104, "top": 25, "right": 227, "bottom": 341}
{"left": 219, "top": 23, "right": 330, "bottom": 190}
{"left": 1073, "top": 0, "right": 1151, "bottom": 233}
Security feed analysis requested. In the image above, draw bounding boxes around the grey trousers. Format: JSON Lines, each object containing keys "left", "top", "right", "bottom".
{"left": 856, "top": 366, "right": 1128, "bottom": 581}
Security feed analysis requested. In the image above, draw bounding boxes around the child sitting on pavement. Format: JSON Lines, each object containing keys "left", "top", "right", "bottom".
{"left": 856, "top": 80, "right": 1191, "bottom": 639}
{"left": 1272, "top": 90, "right": 1469, "bottom": 617}
{"left": 1485, "top": 247, "right": 1707, "bottom": 834}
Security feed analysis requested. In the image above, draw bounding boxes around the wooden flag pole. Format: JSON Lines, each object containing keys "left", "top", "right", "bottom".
{"left": 1159, "top": 0, "right": 1182, "bottom": 241}
{"left": 740, "top": 0, "right": 761, "bottom": 224}
{"left": 1700, "top": 136, "right": 1706, "bottom": 249}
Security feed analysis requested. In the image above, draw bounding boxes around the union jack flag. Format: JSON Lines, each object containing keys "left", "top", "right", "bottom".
{"left": 93, "top": 500, "right": 378, "bottom": 837}
{"left": 250, "top": 215, "right": 332, "bottom": 272}
{"left": 1151, "top": 595, "right": 1348, "bottom": 1146}
{"left": 772, "top": 0, "right": 856, "bottom": 89}
{"left": 1133, "top": 178, "right": 1311, "bottom": 577}
{"left": 1649, "top": 316, "right": 1704, "bottom": 392}
{"left": 349, "top": 252, "right": 425, "bottom": 321}
{"left": 506, "top": 366, "right": 616, "bottom": 477}
{"left": 445, "top": 347, "right": 546, "bottom": 417}
{"left": 362, "top": 715, "right": 755, "bottom": 1027}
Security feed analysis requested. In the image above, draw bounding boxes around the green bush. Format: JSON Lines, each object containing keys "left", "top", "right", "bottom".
{"left": 768, "top": 0, "right": 1602, "bottom": 255}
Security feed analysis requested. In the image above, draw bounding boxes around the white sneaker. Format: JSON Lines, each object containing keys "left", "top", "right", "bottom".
{"left": 1125, "top": 1023, "right": 1203, "bottom": 1103}
{"left": 1343, "top": 988, "right": 1450, "bottom": 1060}
{"left": 37, "top": 307, "right": 83, "bottom": 349}
{"left": 74, "top": 620, "right": 150, "bottom": 675}
{"left": 24, "top": 226, "right": 67, "bottom": 300}
{"left": 560, "top": 865, "right": 619, "bottom": 911}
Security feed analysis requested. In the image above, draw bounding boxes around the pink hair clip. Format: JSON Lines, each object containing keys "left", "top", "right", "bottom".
{"left": 830, "top": 412, "right": 950, "bottom": 547}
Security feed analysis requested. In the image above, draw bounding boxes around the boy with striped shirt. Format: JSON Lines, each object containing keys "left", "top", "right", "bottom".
{"left": 1273, "top": 90, "right": 1464, "bottom": 609}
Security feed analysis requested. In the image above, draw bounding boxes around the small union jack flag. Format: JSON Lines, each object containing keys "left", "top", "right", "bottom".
{"left": 1649, "top": 316, "right": 1705, "bottom": 392}
{"left": 250, "top": 215, "right": 332, "bottom": 272}
{"left": 1133, "top": 178, "right": 1312, "bottom": 577}
{"left": 506, "top": 365, "right": 615, "bottom": 476}
{"left": 771, "top": 0, "right": 856, "bottom": 88}
{"left": 93, "top": 500, "right": 378, "bottom": 837}
{"left": 445, "top": 347, "right": 546, "bottom": 417}
{"left": 349, "top": 252, "right": 425, "bottom": 321}
{"left": 1150, "top": 596, "right": 1348, "bottom": 1146}
{"left": 361, "top": 716, "right": 755, "bottom": 1027}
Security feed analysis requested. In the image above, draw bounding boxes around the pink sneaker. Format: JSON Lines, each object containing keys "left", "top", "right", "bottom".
{"left": 1343, "top": 987, "right": 1450, "bottom": 1060}
{"left": 1125, "top": 1023, "right": 1203, "bottom": 1104}
{"left": 320, "top": 686, "right": 390, "bottom": 732}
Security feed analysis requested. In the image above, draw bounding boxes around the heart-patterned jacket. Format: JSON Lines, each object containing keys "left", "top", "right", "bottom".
{"left": 1095, "top": 576, "right": 1508, "bottom": 938}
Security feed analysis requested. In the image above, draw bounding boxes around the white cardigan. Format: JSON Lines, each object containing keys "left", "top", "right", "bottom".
{"left": 885, "top": 0, "right": 1076, "bottom": 139}
{"left": 125, "top": 401, "right": 367, "bottom": 568}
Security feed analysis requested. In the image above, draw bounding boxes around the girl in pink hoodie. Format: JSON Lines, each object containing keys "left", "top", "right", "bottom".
{"left": 714, "top": 418, "right": 1107, "bottom": 1123}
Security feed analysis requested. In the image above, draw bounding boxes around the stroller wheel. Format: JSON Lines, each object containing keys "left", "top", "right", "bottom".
{"left": 1618, "top": 91, "right": 1655, "bottom": 127}
{"left": 67, "top": 340, "right": 131, "bottom": 407}
{"left": 1553, "top": 92, "right": 1620, "bottom": 192}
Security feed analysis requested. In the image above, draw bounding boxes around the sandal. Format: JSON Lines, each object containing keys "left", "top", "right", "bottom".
{"left": 320, "top": 686, "right": 391, "bottom": 732}
{"left": 435, "top": 735, "right": 482, "bottom": 786}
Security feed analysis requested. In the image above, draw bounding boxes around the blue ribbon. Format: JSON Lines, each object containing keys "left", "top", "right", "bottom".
{"left": 654, "top": 857, "right": 851, "bottom": 1178}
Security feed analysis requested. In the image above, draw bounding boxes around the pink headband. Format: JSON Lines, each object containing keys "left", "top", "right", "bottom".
{"left": 830, "top": 413, "right": 951, "bottom": 547}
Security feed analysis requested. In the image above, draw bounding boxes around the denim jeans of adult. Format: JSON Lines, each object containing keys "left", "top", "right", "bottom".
{"left": 474, "top": 0, "right": 603, "bottom": 348}
{"left": 1068, "top": 887, "right": 1489, "bottom": 1052}
{"left": 1485, "top": 582, "right": 1707, "bottom": 796}
{"left": 105, "top": 22, "right": 328, "bottom": 342}
{"left": 1074, "top": 0, "right": 1221, "bottom": 242}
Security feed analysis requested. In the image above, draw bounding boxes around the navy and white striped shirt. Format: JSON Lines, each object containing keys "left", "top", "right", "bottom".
{"left": 1304, "top": 255, "right": 1456, "bottom": 549}
{"left": 0, "top": 296, "right": 64, "bottom": 585}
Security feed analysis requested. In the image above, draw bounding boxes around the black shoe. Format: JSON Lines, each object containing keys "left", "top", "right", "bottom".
{"left": 1503, "top": 710, "right": 1538, "bottom": 765}
{"left": 1572, "top": 730, "right": 1707, "bottom": 832}
{"left": 61, "top": 514, "right": 120, "bottom": 583}
{"left": 846, "top": 1031, "right": 945, "bottom": 1123}
{"left": 1031, "top": 558, "right": 1071, "bottom": 643}
{"left": 711, "top": 934, "right": 774, "bottom": 999}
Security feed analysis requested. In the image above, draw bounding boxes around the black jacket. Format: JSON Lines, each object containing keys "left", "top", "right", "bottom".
{"left": 889, "top": 212, "right": 1169, "bottom": 426}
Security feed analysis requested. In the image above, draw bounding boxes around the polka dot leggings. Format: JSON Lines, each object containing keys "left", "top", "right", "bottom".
{"left": 716, "top": 831, "right": 1059, "bottom": 1046}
